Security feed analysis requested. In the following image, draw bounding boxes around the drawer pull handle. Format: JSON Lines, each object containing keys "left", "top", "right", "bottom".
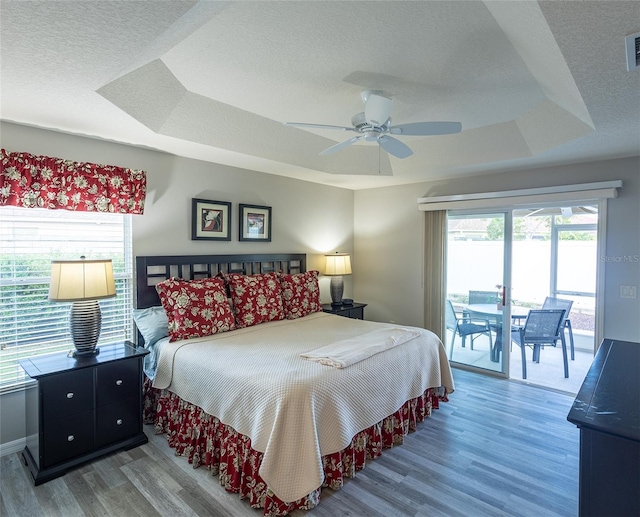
{"left": 116, "top": 419, "right": 123, "bottom": 426}
{"left": 116, "top": 379, "right": 123, "bottom": 386}
{"left": 68, "top": 435, "right": 74, "bottom": 442}
{"left": 66, "top": 392, "right": 74, "bottom": 399}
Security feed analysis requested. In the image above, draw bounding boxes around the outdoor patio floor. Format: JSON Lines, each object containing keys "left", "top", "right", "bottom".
{"left": 449, "top": 332, "right": 595, "bottom": 395}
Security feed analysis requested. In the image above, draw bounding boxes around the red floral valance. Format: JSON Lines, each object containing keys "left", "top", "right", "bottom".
{"left": 0, "top": 149, "right": 146, "bottom": 214}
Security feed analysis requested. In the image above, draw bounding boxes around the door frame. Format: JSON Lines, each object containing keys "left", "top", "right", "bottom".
{"left": 445, "top": 201, "right": 605, "bottom": 376}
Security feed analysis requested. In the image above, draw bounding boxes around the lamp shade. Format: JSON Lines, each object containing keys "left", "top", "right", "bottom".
{"left": 49, "top": 259, "right": 116, "bottom": 301}
{"left": 324, "top": 253, "right": 352, "bottom": 276}
{"left": 49, "top": 258, "right": 116, "bottom": 357}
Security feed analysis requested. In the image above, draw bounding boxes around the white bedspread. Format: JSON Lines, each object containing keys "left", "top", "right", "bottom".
{"left": 300, "top": 327, "right": 421, "bottom": 368}
{"left": 153, "top": 312, "right": 454, "bottom": 503}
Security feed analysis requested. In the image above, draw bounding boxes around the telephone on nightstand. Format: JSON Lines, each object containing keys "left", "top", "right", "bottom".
{"left": 342, "top": 298, "right": 354, "bottom": 305}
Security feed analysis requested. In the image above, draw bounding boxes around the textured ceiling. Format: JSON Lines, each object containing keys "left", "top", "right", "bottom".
{"left": 1, "top": 1, "right": 639, "bottom": 190}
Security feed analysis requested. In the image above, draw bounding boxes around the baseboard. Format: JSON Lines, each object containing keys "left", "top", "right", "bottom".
{"left": 0, "top": 437, "right": 25, "bottom": 457}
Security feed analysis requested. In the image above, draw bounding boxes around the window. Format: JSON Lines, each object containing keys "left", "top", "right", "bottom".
{"left": 0, "top": 207, "right": 134, "bottom": 391}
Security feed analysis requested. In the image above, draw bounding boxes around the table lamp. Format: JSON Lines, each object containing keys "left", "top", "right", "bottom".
{"left": 324, "top": 252, "right": 352, "bottom": 306}
{"left": 49, "top": 257, "right": 116, "bottom": 357}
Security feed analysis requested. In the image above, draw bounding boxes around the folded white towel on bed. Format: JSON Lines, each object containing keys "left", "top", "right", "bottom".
{"left": 300, "top": 327, "right": 421, "bottom": 368}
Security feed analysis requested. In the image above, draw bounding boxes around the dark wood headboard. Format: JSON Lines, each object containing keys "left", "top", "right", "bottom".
{"left": 135, "top": 253, "right": 307, "bottom": 309}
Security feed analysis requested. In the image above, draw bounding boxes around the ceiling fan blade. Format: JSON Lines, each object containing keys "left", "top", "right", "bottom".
{"left": 364, "top": 93, "right": 393, "bottom": 126}
{"left": 284, "top": 122, "right": 355, "bottom": 132}
{"left": 378, "top": 135, "right": 413, "bottom": 159}
{"left": 389, "top": 121, "right": 462, "bottom": 136}
{"left": 320, "top": 135, "right": 363, "bottom": 155}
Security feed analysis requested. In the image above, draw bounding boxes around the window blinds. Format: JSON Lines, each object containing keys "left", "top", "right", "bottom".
{"left": 0, "top": 207, "right": 134, "bottom": 390}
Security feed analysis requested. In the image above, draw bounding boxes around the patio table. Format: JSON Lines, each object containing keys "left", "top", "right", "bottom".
{"left": 465, "top": 304, "right": 529, "bottom": 362}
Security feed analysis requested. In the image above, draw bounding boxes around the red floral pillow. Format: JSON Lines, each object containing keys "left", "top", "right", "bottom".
{"left": 278, "top": 270, "right": 322, "bottom": 319}
{"left": 224, "top": 272, "right": 285, "bottom": 328}
{"left": 155, "top": 277, "right": 235, "bottom": 341}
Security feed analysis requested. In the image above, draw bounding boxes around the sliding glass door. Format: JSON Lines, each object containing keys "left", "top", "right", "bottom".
{"left": 445, "top": 204, "right": 599, "bottom": 385}
{"left": 445, "top": 212, "right": 512, "bottom": 376}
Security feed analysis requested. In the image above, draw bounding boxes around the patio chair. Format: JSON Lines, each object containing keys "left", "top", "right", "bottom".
{"left": 511, "top": 309, "right": 568, "bottom": 379}
{"left": 468, "top": 290, "right": 499, "bottom": 305}
{"left": 446, "top": 300, "right": 493, "bottom": 359}
{"left": 467, "top": 290, "right": 501, "bottom": 333}
{"left": 542, "top": 296, "right": 575, "bottom": 360}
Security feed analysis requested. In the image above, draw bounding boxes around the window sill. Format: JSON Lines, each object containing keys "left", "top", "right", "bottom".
{"left": 0, "top": 378, "right": 37, "bottom": 395}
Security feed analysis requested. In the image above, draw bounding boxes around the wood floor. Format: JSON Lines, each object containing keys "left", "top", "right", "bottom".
{"left": 1, "top": 369, "right": 579, "bottom": 517}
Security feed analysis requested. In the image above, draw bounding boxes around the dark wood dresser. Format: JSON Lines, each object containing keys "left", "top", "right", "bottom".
{"left": 567, "top": 339, "right": 640, "bottom": 517}
{"left": 19, "top": 341, "right": 149, "bottom": 485}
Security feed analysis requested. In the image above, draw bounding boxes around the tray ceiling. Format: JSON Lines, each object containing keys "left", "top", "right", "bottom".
{"left": 1, "top": 1, "right": 638, "bottom": 189}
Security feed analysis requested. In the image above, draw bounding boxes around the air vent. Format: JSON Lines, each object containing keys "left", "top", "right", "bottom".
{"left": 625, "top": 31, "right": 640, "bottom": 71}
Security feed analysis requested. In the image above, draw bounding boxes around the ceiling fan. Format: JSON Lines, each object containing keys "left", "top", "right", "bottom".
{"left": 284, "top": 90, "right": 462, "bottom": 159}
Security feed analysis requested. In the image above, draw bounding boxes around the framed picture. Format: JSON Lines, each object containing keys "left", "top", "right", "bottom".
{"left": 239, "top": 204, "right": 272, "bottom": 242}
{"left": 192, "top": 198, "right": 231, "bottom": 241}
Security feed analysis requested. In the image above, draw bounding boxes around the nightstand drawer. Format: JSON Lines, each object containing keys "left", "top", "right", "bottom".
{"left": 341, "top": 306, "right": 364, "bottom": 319}
{"left": 96, "top": 397, "right": 140, "bottom": 447}
{"left": 42, "top": 368, "right": 94, "bottom": 422}
{"left": 322, "top": 302, "right": 367, "bottom": 320}
{"left": 97, "top": 359, "right": 139, "bottom": 407}
{"left": 43, "top": 411, "right": 94, "bottom": 467}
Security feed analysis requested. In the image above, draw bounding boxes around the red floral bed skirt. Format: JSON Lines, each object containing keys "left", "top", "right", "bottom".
{"left": 143, "top": 378, "right": 447, "bottom": 516}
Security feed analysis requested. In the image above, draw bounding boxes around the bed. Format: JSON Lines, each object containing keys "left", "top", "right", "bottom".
{"left": 136, "top": 253, "right": 454, "bottom": 516}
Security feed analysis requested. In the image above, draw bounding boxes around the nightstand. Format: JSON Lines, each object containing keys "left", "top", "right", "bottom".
{"left": 322, "top": 302, "right": 367, "bottom": 320}
{"left": 19, "top": 341, "right": 149, "bottom": 485}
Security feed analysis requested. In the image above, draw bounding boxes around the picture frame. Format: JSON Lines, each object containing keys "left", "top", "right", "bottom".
{"left": 239, "top": 204, "right": 272, "bottom": 242}
{"left": 191, "top": 198, "right": 231, "bottom": 241}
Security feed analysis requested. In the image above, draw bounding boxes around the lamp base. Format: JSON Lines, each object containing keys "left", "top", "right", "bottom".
{"left": 69, "top": 348, "right": 101, "bottom": 358}
{"left": 329, "top": 276, "right": 344, "bottom": 306}
{"left": 70, "top": 300, "right": 102, "bottom": 357}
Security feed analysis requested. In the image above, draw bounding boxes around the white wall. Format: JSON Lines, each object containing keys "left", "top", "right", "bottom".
{"left": 354, "top": 156, "right": 640, "bottom": 344}
{"left": 0, "top": 121, "right": 355, "bottom": 447}
{"left": 134, "top": 152, "right": 353, "bottom": 270}
{"left": 353, "top": 181, "right": 429, "bottom": 326}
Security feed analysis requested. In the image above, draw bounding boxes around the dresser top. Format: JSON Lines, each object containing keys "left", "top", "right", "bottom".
{"left": 19, "top": 341, "right": 148, "bottom": 379}
{"left": 567, "top": 339, "right": 640, "bottom": 442}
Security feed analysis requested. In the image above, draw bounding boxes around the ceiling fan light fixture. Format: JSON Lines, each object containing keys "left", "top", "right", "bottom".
{"left": 364, "top": 92, "right": 393, "bottom": 126}
{"left": 360, "top": 89, "right": 385, "bottom": 104}
{"left": 285, "top": 90, "right": 462, "bottom": 161}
